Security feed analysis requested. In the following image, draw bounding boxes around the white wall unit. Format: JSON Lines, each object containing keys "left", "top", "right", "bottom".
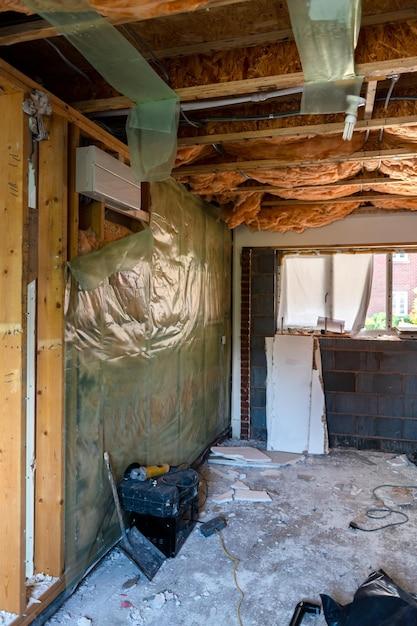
{"left": 76, "top": 145, "right": 148, "bottom": 222}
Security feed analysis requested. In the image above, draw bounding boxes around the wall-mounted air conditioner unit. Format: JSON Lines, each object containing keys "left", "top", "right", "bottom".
{"left": 76, "top": 145, "right": 148, "bottom": 222}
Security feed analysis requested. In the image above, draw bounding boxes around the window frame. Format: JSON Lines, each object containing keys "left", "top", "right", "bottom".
{"left": 276, "top": 247, "right": 417, "bottom": 337}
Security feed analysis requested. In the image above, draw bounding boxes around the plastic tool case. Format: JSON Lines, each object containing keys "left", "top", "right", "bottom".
{"left": 119, "top": 469, "right": 199, "bottom": 557}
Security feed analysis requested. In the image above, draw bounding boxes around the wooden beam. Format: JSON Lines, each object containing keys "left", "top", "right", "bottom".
{"left": 0, "top": 0, "right": 253, "bottom": 46}
{"left": 35, "top": 114, "right": 68, "bottom": 577}
{"left": 262, "top": 193, "right": 417, "bottom": 207}
{"left": 68, "top": 124, "right": 80, "bottom": 260}
{"left": 73, "top": 55, "right": 417, "bottom": 113}
{"left": 0, "top": 91, "right": 28, "bottom": 615}
{"left": 151, "top": 7, "right": 417, "bottom": 59}
{"left": 177, "top": 114, "right": 417, "bottom": 147}
{"left": 174, "top": 147, "right": 417, "bottom": 176}
{"left": 364, "top": 81, "right": 378, "bottom": 120}
{"left": 192, "top": 177, "right": 417, "bottom": 195}
{"left": 0, "top": 58, "right": 129, "bottom": 161}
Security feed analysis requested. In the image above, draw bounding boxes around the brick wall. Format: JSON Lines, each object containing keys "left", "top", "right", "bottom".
{"left": 321, "top": 337, "right": 417, "bottom": 453}
{"left": 249, "top": 249, "right": 276, "bottom": 440}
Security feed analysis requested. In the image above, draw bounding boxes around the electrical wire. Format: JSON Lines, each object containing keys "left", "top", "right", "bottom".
{"left": 45, "top": 39, "right": 94, "bottom": 85}
{"left": 350, "top": 484, "right": 417, "bottom": 532}
{"left": 218, "top": 531, "right": 245, "bottom": 626}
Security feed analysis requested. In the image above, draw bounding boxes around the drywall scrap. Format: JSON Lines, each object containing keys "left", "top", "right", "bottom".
{"left": 266, "top": 335, "right": 328, "bottom": 455}
{"left": 208, "top": 446, "right": 303, "bottom": 468}
{"left": 210, "top": 446, "right": 271, "bottom": 463}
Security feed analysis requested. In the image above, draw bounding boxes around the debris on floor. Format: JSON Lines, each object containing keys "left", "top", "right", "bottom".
{"left": 46, "top": 450, "right": 417, "bottom": 626}
{"left": 26, "top": 573, "right": 58, "bottom": 607}
{"left": 209, "top": 445, "right": 304, "bottom": 469}
{"left": 0, "top": 611, "right": 16, "bottom": 626}
{"left": 210, "top": 446, "right": 272, "bottom": 463}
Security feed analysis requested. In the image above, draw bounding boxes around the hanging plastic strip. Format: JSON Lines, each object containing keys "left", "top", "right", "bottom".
{"left": 22, "top": 0, "right": 179, "bottom": 181}
{"left": 287, "top": 0, "right": 365, "bottom": 140}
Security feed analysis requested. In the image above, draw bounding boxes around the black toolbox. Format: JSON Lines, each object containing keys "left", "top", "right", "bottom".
{"left": 119, "top": 469, "right": 199, "bottom": 558}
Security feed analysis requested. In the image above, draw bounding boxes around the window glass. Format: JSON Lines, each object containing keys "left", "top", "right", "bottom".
{"left": 365, "top": 253, "right": 387, "bottom": 330}
{"left": 392, "top": 252, "right": 417, "bottom": 327}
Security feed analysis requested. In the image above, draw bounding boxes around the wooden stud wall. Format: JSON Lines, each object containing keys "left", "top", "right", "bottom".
{"left": 0, "top": 91, "right": 29, "bottom": 615}
{"left": 35, "top": 114, "right": 68, "bottom": 577}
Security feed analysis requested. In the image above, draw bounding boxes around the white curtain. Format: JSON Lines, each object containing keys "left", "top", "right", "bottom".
{"left": 278, "top": 253, "right": 374, "bottom": 332}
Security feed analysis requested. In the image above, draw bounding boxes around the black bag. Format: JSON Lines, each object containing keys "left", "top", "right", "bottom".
{"left": 321, "top": 570, "right": 417, "bottom": 626}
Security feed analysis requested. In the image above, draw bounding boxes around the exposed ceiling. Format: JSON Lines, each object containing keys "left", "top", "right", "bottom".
{"left": 2, "top": 0, "right": 417, "bottom": 232}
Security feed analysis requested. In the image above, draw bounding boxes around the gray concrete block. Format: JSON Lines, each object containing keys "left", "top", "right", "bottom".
{"left": 404, "top": 397, "right": 417, "bottom": 418}
{"left": 251, "top": 366, "right": 267, "bottom": 387}
{"left": 402, "top": 419, "right": 417, "bottom": 441}
{"left": 403, "top": 375, "right": 417, "bottom": 394}
{"left": 326, "top": 413, "right": 356, "bottom": 435}
{"left": 377, "top": 396, "right": 405, "bottom": 418}
{"left": 326, "top": 392, "right": 378, "bottom": 415}
{"left": 251, "top": 274, "right": 274, "bottom": 295}
{"left": 252, "top": 316, "right": 275, "bottom": 336}
{"left": 379, "top": 352, "right": 417, "bottom": 373}
{"left": 323, "top": 371, "right": 355, "bottom": 392}
{"left": 356, "top": 373, "right": 402, "bottom": 394}
{"left": 251, "top": 388, "right": 266, "bottom": 408}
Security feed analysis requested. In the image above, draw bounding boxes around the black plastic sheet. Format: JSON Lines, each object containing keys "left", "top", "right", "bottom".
{"left": 321, "top": 570, "right": 417, "bottom": 626}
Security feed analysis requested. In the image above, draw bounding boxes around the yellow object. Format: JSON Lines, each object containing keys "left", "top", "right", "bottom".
{"left": 142, "top": 464, "right": 170, "bottom": 480}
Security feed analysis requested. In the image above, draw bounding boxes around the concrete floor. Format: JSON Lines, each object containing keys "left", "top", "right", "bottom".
{"left": 47, "top": 450, "right": 417, "bottom": 626}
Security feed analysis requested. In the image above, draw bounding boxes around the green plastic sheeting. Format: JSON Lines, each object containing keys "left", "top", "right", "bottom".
{"left": 64, "top": 179, "right": 231, "bottom": 575}
{"left": 288, "top": 0, "right": 363, "bottom": 114}
{"left": 23, "top": 0, "right": 179, "bottom": 181}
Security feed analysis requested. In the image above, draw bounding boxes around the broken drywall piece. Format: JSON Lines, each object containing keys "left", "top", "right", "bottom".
{"left": 209, "top": 456, "right": 289, "bottom": 469}
{"left": 267, "top": 451, "right": 305, "bottom": 466}
{"left": 231, "top": 480, "right": 250, "bottom": 490}
{"left": 309, "top": 339, "right": 329, "bottom": 455}
{"left": 77, "top": 618, "right": 92, "bottom": 626}
{"left": 233, "top": 489, "right": 272, "bottom": 503}
{"left": 266, "top": 335, "right": 328, "bottom": 455}
{"left": 210, "top": 446, "right": 271, "bottom": 463}
{"left": 211, "top": 490, "right": 234, "bottom": 504}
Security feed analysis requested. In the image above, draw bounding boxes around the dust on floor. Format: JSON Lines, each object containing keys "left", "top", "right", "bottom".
{"left": 46, "top": 450, "right": 417, "bottom": 626}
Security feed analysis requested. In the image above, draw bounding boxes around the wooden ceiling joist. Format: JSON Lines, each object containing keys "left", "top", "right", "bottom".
{"left": 262, "top": 193, "right": 417, "bottom": 208}
{"left": 0, "top": 0, "right": 252, "bottom": 46}
{"left": 73, "top": 56, "right": 417, "bottom": 112}
{"left": 173, "top": 147, "right": 417, "bottom": 176}
{"left": 177, "top": 115, "right": 417, "bottom": 147}
{"left": 150, "top": 7, "right": 417, "bottom": 59}
{"left": 191, "top": 177, "right": 417, "bottom": 195}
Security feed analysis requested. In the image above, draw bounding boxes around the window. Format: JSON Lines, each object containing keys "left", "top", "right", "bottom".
{"left": 278, "top": 250, "right": 417, "bottom": 334}
{"left": 278, "top": 253, "right": 373, "bottom": 332}
{"left": 393, "top": 291, "right": 408, "bottom": 317}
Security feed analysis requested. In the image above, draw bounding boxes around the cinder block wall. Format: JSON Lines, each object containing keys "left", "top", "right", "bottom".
{"left": 321, "top": 338, "right": 417, "bottom": 453}
{"left": 249, "top": 249, "right": 276, "bottom": 440}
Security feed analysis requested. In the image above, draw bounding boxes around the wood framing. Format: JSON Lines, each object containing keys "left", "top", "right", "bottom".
{"left": 209, "top": 177, "right": 417, "bottom": 195}
{"left": 35, "top": 114, "right": 68, "bottom": 577}
{"left": 68, "top": 125, "right": 81, "bottom": 260}
{"left": 173, "top": 147, "right": 417, "bottom": 176}
{"left": 149, "top": 7, "right": 417, "bottom": 59}
{"left": 177, "top": 115, "right": 417, "bottom": 147}
{"left": 0, "top": 0, "right": 253, "bottom": 46}
{"left": 73, "top": 56, "right": 417, "bottom": 112}
{"left": 364, "top": 81, "right": 378, "bottom": 120}
{"left": 0, "top": 91, "right": 28, "bottom": 615}
{"left": 0, "top": 59, "right": 129, "bottom": 161}
{"left": 262, "top": 193, "right": 417, "bottom": 207}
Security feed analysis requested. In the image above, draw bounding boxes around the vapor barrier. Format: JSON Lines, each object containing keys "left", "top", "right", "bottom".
{"left": 287, "top": 0, "right": 363, "bottom": 113}
{"left": 23, "top": 0, "right": 179, "bottom": 181}
{"left": 64, "top": 179, "right": 231, "bottom": 577}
